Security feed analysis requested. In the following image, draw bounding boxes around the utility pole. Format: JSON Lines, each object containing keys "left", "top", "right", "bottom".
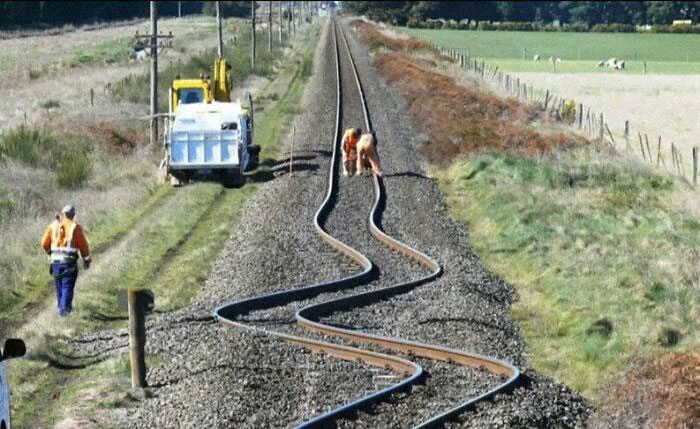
{"left": 278, "top": 1, "right": 282, "bottom": 43}
{"left": 251, "top": 1, "right": 256, "bottom": 70}
{"left": 268, "top": 1, "right": 272, "bottom": 52}
{"left": 178, "top": 1, "right": 181, "bottom": 19}
{"left": 291, "top": 1, "right": 295, "bottom": 35}
{"left": 216, "top": 1, "right": 223, "bottom": 58}
{"left": 150, "top": 1, "right": 158, "bottom": 147}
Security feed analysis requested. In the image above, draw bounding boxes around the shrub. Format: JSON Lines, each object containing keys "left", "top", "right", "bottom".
{"left": 0, "top": 125, "right": 93, "bottom": 188}
{"left": 591, "top": 23, "right": 635, "bottom": 33}
{"left": 40, "top": 99, "right": 60, "bottom": 110}
{"left": 407, "top": 16, "right": 421, "bottom": 28}
{"left": 56, "top": 149, "right": 92, "bottom": 188}
{"left": 0, "top": 125, "right": 54, "bottom": 166}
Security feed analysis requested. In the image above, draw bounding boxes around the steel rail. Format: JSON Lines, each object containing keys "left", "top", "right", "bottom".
{"left": 213, "top": 19, "right": 426, "bottom": 428}
{"left": 213, "top": 16, "right": 521, "bottom": 428}
{"left": 295, "top": 20, "right": 521, "bottom": 428}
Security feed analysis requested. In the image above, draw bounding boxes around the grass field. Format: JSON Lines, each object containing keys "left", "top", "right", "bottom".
{"left": 403, "top": 28, "right": 700, "bottom": 74}
{"left": 438, "top": 152, "right": 700, "bottom": 397}
{"left": 6, "top": 20, "right": 320, "bottom": 428}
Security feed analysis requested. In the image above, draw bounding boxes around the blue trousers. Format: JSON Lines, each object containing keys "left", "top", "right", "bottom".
{"left": 51, "top": 262, "right": 78, "bottom": 317}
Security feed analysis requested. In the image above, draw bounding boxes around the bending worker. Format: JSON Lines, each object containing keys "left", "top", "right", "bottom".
{"left": 41, "top": 205, "right": 91, "bottom": 317}
{"left": 356, "top": 131, "right": 383, "bottom": 177}
{"left": 341, "top": 127, "right": 361, "bottom": 176}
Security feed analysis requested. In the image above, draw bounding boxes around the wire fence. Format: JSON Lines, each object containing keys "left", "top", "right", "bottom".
{"left": 421, "top": 37, "right": 699, "bottom": 187}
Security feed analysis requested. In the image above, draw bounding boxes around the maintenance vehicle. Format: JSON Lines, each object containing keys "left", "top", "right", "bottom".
{"left": 1, "top": 339, "right": 26, "bottom": 429}
{"left": 164, "top": 59, "right": 259, "bottom": 186}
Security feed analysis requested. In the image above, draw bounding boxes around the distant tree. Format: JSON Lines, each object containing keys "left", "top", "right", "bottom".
{"left": 202, "top": 1, "right": 252, "bottom": 17}
{"left": 645, "top": 1, "right": 678, "bottom": 24}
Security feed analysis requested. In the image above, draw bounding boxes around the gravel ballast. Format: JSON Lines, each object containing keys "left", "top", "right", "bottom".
{"left": 70, "top": 17, "right": 590, "bottom": 428}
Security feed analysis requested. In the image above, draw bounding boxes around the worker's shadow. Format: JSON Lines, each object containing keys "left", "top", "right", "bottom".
{"left": 246, "top": 160, "right": 320, "bottom": 183}
{"left": 382, "top": 171, "right": 434, "bottom": 180}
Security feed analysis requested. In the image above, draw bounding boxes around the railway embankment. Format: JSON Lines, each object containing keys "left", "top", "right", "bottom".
{"left": 352, "top": 18, "right": 700, "bottom": 429}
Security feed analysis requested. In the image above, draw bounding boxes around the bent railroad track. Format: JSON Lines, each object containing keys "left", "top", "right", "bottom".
{"left": 213, "top": 18, "right": 520, "bottom": 428}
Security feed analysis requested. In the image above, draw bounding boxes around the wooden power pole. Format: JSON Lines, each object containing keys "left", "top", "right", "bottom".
{"left": 150, "top": 1, "right": 158, "bottom": 147}
{"left": 216, "top": 1, "right": 223, "bottom": 58}
{"left": 268, "top": 1, "right": 272, "bottom": 52}
{"left": 251, "top": 1, "right": 256, "bottom": 70}
{"left": 278, "top": 1, "right": 283, "bottom": 43}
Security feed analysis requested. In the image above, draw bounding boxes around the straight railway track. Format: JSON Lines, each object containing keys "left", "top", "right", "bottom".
{"left": 213, "top": 17, "right": 520, "bottom": 428}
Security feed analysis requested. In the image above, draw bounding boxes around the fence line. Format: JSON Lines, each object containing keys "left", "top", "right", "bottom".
{"left": 420, "top": 37, "right": 698, "bottom": 187}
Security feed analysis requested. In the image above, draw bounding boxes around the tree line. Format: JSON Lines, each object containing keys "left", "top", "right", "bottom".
{"left": 345, "top": 1, "right": 700, "bottom": 27}
{"left": 0, "top": 1, "right": 257, "bottom": 29}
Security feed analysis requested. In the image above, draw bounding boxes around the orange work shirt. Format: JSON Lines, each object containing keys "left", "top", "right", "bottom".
{"left": 342, "top": 128, "right": 359, "bottom": 154}
{"left": 41, "top": 217, "right": 90, "bottom": 263}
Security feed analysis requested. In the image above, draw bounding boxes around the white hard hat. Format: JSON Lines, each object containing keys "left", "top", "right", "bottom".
{"left": 62, "top": 205, "right": 76, "bottom": 218}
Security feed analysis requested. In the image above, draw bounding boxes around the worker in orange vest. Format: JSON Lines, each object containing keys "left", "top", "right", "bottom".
{"left": 341, "top": 127, "right": 361, "bottom": 176}
{"left": 41, "top": 205, "right": 91, "bottom": 317}
{"left": 356, "top": 132, "right": 383, "bottom": 177}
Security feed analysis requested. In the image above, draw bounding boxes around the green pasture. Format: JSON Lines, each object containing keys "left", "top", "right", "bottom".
{"left": 403, "top": 28, "right": 700, "bottom": 74}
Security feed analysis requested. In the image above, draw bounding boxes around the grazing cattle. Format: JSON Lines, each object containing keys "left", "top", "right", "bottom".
{"left": 548, "top": 56, "right": 554, "bottom": 62}
{"left": 131, "top": 47, "right": 151, "bottom": 61}
{"left": 599, "top": 58, "right": 625, "bottom": 70}
{"left": 555, "top": 58, "right": 562, "bottom": 64}
{"left": 533, "top": 54, "right": 540, "bottom": 62}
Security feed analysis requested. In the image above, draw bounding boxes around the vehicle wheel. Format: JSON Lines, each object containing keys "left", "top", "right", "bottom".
{"left": 223, "top": 169, "right": 244, "bottom": 188}
{"left": 248, "top": 145, "right": 261, "bottom": 170}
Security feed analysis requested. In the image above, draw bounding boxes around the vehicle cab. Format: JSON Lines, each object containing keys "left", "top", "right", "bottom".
{"left": 1, "top": 339, "right": 26, "bottom": 429}
{"left": 170, "top": 78, "right": 213, "bottom": 113}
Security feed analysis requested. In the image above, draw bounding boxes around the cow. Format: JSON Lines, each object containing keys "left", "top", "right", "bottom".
{"left": 533, "top": 54, "right": 540, "bottom": 62}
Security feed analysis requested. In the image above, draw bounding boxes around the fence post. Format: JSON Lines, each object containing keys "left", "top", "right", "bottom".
{"left": 128, "top": 288, "right": 148, "bottom": 388}
{"left": 599, "top": 113, "right": 604, "bottom": 140}
{"left": 644, "top": 134, "right": 652, "bottom": 163}
{"left": 544, "top": 89, "right": 549, "bottom": 110}
{"left": 693, "top": 146, "right": 698, "bottom": 185}
{"left": 578, "top": 104, "right": 583, "bottom": 129}
{"left": 643, "top": 61, "right": 647, "bottom": 75}
{"left": 639, "top": 133, "right": 646, "bottom": 161}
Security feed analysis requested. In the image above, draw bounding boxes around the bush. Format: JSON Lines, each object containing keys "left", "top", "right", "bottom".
{"left": 0, "top": 125, "right": 54, "bottom": 166}
{"left": 0, "top": 125, "right": 93, "bottom": 188}
{"left": 56, "top": 149, "right": 92, "bottom": 188}
{"left": 650, "top": 24, "right": 700, "bottom": 33}
{"left": 591, "top": 23, "right": 635, "bottom": 33}
{"left": 407, "top": 16, "right": 421, "bottom": 28}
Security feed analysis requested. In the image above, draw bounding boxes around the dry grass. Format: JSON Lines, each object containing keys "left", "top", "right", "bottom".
{"left": 352, "top": 19, "right": 431, "bottom": 52}
{"left": 352, "top": 20, "right": 585, "bottom": 166}
{"left": 514, "top": 72, "right": 700, "bottom": 176}
{"left": 0, "top": 16, "right": 235, "bottom": 130}
{"left": 590, "top": 352, "right": 700, "bottom": 429}
{"left": 374, "top": 52, "right": 583, "bottom": 165}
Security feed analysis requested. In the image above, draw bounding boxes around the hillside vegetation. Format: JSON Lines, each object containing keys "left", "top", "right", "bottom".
{"left": 353, "top": 18, "right": 700, "bottom": 427}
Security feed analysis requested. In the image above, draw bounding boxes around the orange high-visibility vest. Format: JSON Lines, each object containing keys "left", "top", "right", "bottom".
{"left": 41, "top": 218, "right": 90, "bottom": 263}
{"left": 342, "top": 128, "right": 359, "bottom": 154}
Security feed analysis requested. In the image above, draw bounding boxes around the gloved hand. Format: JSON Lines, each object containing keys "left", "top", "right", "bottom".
{"left": 83, "top": 259, "right": 91, "bottom": 270}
